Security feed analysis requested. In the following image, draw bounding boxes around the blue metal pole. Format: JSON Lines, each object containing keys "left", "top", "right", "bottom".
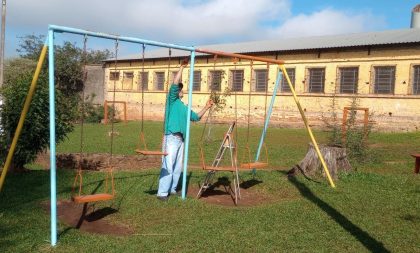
{"left": 48, "top": 29, "right": 57, "bottom": 246}
{"left": 255, "top": 68, "right": 282, "bottom": 163}
{"left": 181, "top": 50, "right": 196, "bottom": 200}
{"left": 48, "top": 25, "right": 194, "bottom": 52}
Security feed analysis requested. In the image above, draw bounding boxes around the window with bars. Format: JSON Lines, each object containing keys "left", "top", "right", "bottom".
{"left": 122, "top": 72, "right": 134, "bottom": 90}
{"left": 308, "top": 68, "right": 325, "bottom": 93}
{"left": 339, "top": 67, "right": 358, "bottom": 94}
{"left": 254, "top": 69, "right": 268, "bottom": 92}
{"left": 230, "top": 70, "right": 244, "bottom": 92}
{"left": 138, "top": 71, "right": 148, "bottom": 91}
{"left": 280, "top": 68, "right": 295, "bottom": 92}
{"left": 209, "top": 70, "right": 222, "bottom": 91}
{"left": 109, "top": 71, "right": 119, "bottom": 81}
{"left": 154, "top": 72, "right": 165, "bottom": 91}
{"left": 193, "top": 71, "right": 201, "bottom": 91}
{"left": 374, "top": 66, "right": 395, "bottom": 94}
{"left": 412, "top": 65, "right": 420, "bottom": 95}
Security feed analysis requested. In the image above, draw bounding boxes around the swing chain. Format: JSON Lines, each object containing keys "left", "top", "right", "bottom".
{"left": 109, "top": 39, "right": 119, "bottom": 166}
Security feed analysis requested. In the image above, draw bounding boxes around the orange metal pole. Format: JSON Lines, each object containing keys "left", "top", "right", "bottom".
{"left": 123, "top": 102, "right": 127, "bottom": 124}
{"left": 195, "top": 48, "right": 284, "bottom": 65}
{"left": 104, "top": 100, "right": 108, "bottom": 124}
{"left": 363, "top": 108, "right": 369, "bottom": 139}
{"left": 342, "top": 108, "right": 349, "bottom": 143}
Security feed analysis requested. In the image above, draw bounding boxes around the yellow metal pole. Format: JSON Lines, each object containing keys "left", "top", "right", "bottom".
{"left": 0, "top": 43, "right": 48, "bottom": 192}
{"left": 279, "top": 65, "right": 336, "bottom": 188}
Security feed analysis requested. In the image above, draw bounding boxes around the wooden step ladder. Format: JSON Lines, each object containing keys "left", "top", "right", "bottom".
{"left": 197, "top": 122, "right": 241, "bottom": 204}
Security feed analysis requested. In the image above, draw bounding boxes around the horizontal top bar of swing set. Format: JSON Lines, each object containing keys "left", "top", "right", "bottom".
{"left": 48, "top": 25, "right": 195, "bottom": 52}
{"left": 195, "top": 48, "right": 284, "bottom": 65}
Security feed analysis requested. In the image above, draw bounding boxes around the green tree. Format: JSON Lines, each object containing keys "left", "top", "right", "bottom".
{"left": 0, "top": 34, "right": 112, "bottom": 170}
{"left": 0, "top": 70, "right": 73, "bottom": 170}
{"left": 17, "top": 34, "right": 112, "bottom": 95}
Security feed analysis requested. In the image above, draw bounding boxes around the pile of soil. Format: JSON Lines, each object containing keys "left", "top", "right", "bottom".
{"left": 42, "top": 200, "right": 133, "bottom": 236}
{"left": 35, "top": 152, "right": 160, "bottom": 171}
{"left": 188, "top": 179, "right": 274, "bottom": 207}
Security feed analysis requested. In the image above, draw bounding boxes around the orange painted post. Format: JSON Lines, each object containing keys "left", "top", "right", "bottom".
{"left": 123, "top": 102, "right": 127, "bottom": 123}
{"left": 363, "top": 108, "right": 369, "bottom": 138}
{"left": 411, "top": 154, "right": 420, "bottom": 174}
{"left": 341, "top": 109, "right": 349, "bottom": 142}
{"left": 104, "top": 100, "right": 109, "bottom": 124}
{"left": 342, "top": 107, "right": 369, "bottom": 143}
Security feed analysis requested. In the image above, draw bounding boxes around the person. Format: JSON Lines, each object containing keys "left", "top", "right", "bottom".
{"left": 157, "top": 60, "right": 213, "bottom": 201}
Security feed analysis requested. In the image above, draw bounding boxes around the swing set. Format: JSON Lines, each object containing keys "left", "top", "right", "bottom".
{"left": 71, "top": 35, "right": 117, "bottom": 204}
{"left": 0, "top": 25, "right": 335, "bottom": 246}
{"left": 195, "top": 48, "right": 337, "bottom": 203}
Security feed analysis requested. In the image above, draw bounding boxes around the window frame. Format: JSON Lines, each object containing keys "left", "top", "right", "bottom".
{"left": 280, "top": 68, "right": 296, "bottom": 93}
{"left": 338, "top": 67, "right": 359, "bottom": 94}
{"left": 154, "top": 71, "right": 165, "bottom": 91}
{"left": 253, "top": 69, "right": 268, "bottom": 92}
{"left": 372, "top": 65, "right": 395, "bottom": 95}
{"left": 122, "top": 71, "right": 134, "bottom": 90}
{"left": 411, "top": 65, "right": 420, "bottom": 95}
{"left": 138, "top": 71, "right": 148, "bottom": 91}
{"left": 208, "top": 70, "right": 223, "bottom": 91}
{"left": 230, "top": 69, "right": 244, "bottom": 92}
{"left": 109, "top": 71, "right": 120, "bottom": 81}
{"left": 307, "top": 67, "right": 325, "bottom": 93}
{"left": 192, "top": 70, "right": 201, "bottom": 91}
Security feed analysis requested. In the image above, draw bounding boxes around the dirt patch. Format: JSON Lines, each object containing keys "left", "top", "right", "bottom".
{"left": 42, "top": 200, "right": 134, "bottom": 236}
{"left": 35, "top": 152, "right": 161, "bottom": 171}
{"left": 188, "top": 179, "right": 275, "bottom": 207}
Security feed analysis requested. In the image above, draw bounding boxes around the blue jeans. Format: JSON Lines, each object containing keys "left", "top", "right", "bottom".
{"left": 157, "top": 134, "right": 184, "bottom": 197}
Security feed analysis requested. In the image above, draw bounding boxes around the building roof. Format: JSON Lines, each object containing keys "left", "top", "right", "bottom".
{"left": 109, "top": 28, "right": 420, "bottom": 61}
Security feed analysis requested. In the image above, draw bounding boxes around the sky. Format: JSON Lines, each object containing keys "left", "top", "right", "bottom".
{"left": 4, "top": 0, "right": 420, "bottom": 58}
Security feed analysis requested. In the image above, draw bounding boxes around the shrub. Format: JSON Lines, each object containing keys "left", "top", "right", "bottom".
{"left": 81, "top": 94, "right": 116, "bottom": 123}
{"left": 323, "top": 95, "right": 373, "bottom": 163}
{"left": 0, "top": 72, "right": 75, "bottom": 170}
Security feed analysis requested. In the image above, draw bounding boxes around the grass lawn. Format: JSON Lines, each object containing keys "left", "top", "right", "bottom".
{"left": 0, "top": 121, "right": 419, "bottom": 252}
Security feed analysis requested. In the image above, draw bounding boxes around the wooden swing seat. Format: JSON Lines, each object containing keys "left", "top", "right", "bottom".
{"left": 240, "top": 162, "right": 268, "bottom": 169}
{"left": 203, "top": 166, "right": 236, "bottom": 172}
{"left": 135, "top": 149, "right": 168, "bottom": 156}
{"left": 72, "top": 193, "right": 114, "bottom": 204}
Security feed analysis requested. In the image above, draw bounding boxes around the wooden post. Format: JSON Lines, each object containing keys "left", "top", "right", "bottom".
{"left": 342, "top": 107, "right": 369, "bottom": 143}
{"left": 123, "top": 102, "right": 127, "bottom": 123}
{"left": 411, "top": 154, "right": 420, "bottom": 174}
{"left": 104, "top": 100, "right": 108, "bottom": 124}
{"left": 103, "top": 100, "right": 127, "bottom": 124}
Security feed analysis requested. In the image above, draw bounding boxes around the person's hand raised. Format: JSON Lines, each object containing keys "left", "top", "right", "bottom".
{"left": 181, "top": 57, "right": 189, "bottom": 66}
{"left": 206, "top": 99, "right": 214, "bottom": 108}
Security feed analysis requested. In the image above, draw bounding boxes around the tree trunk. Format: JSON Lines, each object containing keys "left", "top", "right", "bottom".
{"left": 288, "top": 143, "right": 352, "bottom": 179}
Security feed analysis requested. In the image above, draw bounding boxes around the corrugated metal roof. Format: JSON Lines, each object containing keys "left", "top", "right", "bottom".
{"left": 110, "top": 28, "right": 420, "bottom": 61}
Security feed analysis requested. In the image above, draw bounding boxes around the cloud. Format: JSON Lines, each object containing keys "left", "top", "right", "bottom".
{"left": 5, "top": 0, "right": 387, "bottom": 57}
{"left": 7, "top": 0, "right": 291, "bottom": 42}
{"left": 268, "top": 8, "right": 386, "bottom": 38}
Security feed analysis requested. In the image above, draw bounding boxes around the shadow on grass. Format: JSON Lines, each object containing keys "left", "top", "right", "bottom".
{"left": 240, "top": 178, "right": 263, "bottom": 189}
{"left": 144, "top": 171, "right": 193, "bottom": 196}
{"left": 0, "top": 225, "right": 18, "bottom": 252}
{"left": 287, "top": 175, "right": 390, "bottom": 253}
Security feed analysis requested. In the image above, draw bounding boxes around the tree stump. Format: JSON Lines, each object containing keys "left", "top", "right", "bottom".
{"left": 288, "top": 143, "right": 352, "bottom": 179}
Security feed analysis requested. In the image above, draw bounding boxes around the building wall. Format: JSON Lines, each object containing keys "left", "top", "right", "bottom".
{"left": 103, "top": 45, "right": 420, "bottom": 132}
{"left": 85, "top": 64, "right": 105, "bottom": 104}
